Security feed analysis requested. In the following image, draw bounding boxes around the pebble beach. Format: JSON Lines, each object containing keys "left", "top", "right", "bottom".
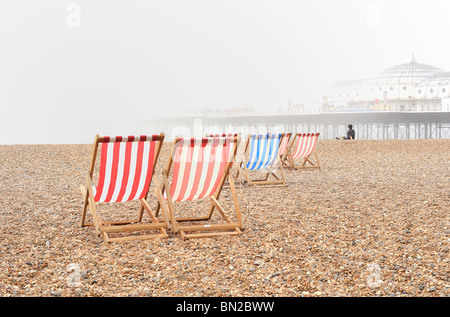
{"left": 0, "top": 139, "right": 449, "bottom": 297}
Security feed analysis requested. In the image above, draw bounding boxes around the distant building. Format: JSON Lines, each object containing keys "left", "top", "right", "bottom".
{"left": 188, "top": 56, "right": 450, "bottom": 116}
{"left": 323, "top": 56, "right": 450, "bottom": 112}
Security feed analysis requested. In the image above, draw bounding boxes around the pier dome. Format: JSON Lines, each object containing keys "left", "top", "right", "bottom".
{"left": 373, "top": 56, "right": 446, "bottom": 84}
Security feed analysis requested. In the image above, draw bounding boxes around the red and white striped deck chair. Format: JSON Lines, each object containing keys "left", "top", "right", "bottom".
{"left": 154, "top": 136, "right": 243, "bottom": 240}
{"left": 80, "top": 133, "right": 169, "bottom": 243}
{"left": 286, "top": 132, "right": 321, "bottom": 170}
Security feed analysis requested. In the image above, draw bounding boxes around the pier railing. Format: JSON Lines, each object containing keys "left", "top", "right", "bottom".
{"left": 145, "top": 112, "right": 450, "bottom": 140}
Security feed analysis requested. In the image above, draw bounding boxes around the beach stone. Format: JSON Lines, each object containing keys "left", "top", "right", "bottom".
{"left": 0, "top": 140, "right": 448, "bottom": 297}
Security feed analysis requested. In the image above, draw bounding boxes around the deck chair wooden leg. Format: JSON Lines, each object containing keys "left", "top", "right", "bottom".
{"left": 154, "top": 179, "right": 166, "bottom": 218}
{"left": 269, "top": 158, "right": 285, "bottom": 182}
{"left": 287, "top": 153, "right": 294, "bottom": 169}
{"left": 82, "top": 174, "right": 102, "bottom": 237}
{"left": 292, "top": 156, "right": 308, "bottom": 170}
{"left": 271, "top": 163, "right": 286, "bottom": 186}
{"left": 161, "top": 172, "right": 178, "bottom": 232}
{"left": 155, "top": 199, "right": 163, "bottom": 218}
{"left": 281, "top": 155, "right": 289, "bottom": 167}
{"left": 137, "top": 202, "right": 145, "bottom": 223}
{"left": 286, "top": 155, "right": 292, "bottom": 168}
{"left": 79, "top": 185, "right": 100, "bottom": 229}
{"left": 80, "top": 185, "right": 89, "bottom": 228}
{"left": 234, "top": 161, "right": 245, "bottom": 180}
{"left": 206, "top": 164, "right": 231, "bottom": 219}
{"left": 154, "top": 188, "right": 171, "bottom": 230}
{"left": 281, "top": 152, "right": 292, "bottom": 168}
{"left": 87, "top": 198, "right": 101, "bottom": 237}
{"left": 314, "top": 151, "right": 320, "bottom": 169}
{"left": 137, "top": 191, "right": 155, "bottom": 223}
{"left": 279, "top": 161, "right": 286, "bottom": 184}
{"left": 140, "top": 199, "right": 168, "bottom": 226}
{"left": 228, "top": 173, "right": 243, "bottom": 228}
{"left": 302, "top": 156, "right": 309, "bottom": 167}
{"left": 210, "top": 196, "right": 231, "bottom": 222}
{"left": 79, "top": 175, "right": 106, "bottom": 238}
{"left": 244, "top": 165, "right": 251, "bottom": 184}
{"left": 153, "top": 176, "right": 172, "bottom": 229}
{"left": 140, "top": 198, "right": 168, "bottom": 238}
{"left": 240, "top": 165, "right": 249, "bottom": 183}
{"left": 235, "top": 165, "right": 241, "bottom": 180}
{"left": 281, "top": 155, "right": 286, "bottom": 175}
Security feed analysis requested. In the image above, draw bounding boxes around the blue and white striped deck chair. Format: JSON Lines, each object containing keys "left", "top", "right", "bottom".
{"left": 240, "top": 133, "right": 286, "bottom": 186}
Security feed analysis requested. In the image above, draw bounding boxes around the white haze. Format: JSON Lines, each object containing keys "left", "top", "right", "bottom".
{"left": 1, "top": 0, "right": 450, "bottom": 144}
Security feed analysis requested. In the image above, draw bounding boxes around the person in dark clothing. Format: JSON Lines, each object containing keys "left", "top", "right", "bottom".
{"left": 345, "top": 124, "right": 355, "bottom": 140}
{"left": 336, "top": 124, "right": 355, "bottom": 140}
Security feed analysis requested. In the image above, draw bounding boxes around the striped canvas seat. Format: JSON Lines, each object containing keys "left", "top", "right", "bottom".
{"left": 285, "top": 132, "right": 321, "bottom": 170}
{"left": 206, "top": 133, "right": 242, "bottom": 178}
{"left": 92, "top": 135, "right": 159, "bottom": 203}
{"left": 169, "top": 137, "right": 235, "bottom": 202}
{"left": 154, "top": 136, "right": 243, "bottom": 240}
{"left": 80, "top": 133, "right": 168, "bottom": 243}
{"left": 278, "top": 133, "right": 292, "bottom": 156}
{"left": 246, "top": 133, "right": 282, "bottom": 171}
{"left": 292, "top": 133, "right": 319, "bottom": 160}
{"left": 236, "top": 133, "right": 286, "bottom": 186}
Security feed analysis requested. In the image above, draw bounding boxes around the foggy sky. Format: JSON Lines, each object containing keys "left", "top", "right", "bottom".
{"left": 1, "top": 0, "right": 450, "bottom": 144}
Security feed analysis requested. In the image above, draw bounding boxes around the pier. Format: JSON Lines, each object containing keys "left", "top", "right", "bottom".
{"left": 147, "top": 111, "right": 450, "bottom": 140}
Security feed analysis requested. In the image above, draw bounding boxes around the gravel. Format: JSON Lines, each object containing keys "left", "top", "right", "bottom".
{"left": 0, "top": 139, "right": 448, "bottom": 297}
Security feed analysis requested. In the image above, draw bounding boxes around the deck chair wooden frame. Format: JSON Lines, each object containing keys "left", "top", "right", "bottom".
{"left": 154, "top": 136, "right": 243, "bottom": 240}
{"left": 80, "top": 133, "right": 169, "bottom": 243}
{"left": 236, "top": 133, "right": 286, "bottom": 186}
{"left": 285, "top": 132, "right": 321, "bottom": 170}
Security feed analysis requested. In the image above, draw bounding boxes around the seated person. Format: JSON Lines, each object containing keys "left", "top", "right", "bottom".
{"left": 336, "top": 124, "right": 355, "bottom": 140}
